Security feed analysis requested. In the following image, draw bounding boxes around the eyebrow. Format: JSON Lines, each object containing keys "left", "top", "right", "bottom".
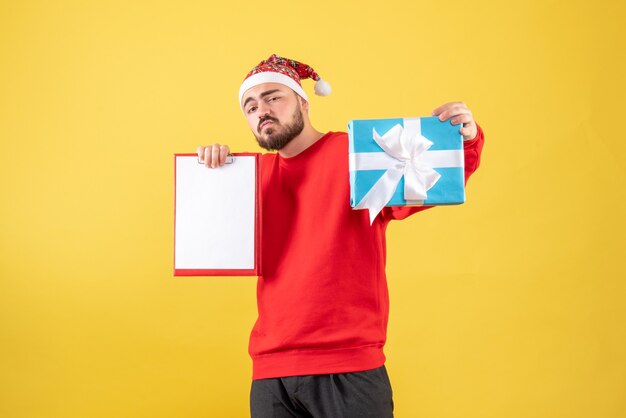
{"left": 243, "top": 89, "right": 282, "bottom": 109}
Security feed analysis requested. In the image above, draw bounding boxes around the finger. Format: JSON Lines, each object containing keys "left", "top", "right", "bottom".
{"left": 438, "top": 107, "right": 472, "bottom": 122}
{"left": 211, "top": 144, "right": 221, "bottom": 168}
{"left": 207, "top": 145, "right": 219, "bottom": 168}
{"left": 432, "top": 101, "right": 467, "bottom": 116}
{"left": 219, "top": 145, "right": 230, "bottom": 166}
{"left": 197, "top": 146, "right": 210, "bottom": 167}
{"left": 450, "top": 113, "right": 473, "bottom": 126}
{"left": 459, "top": 125, "right": 477, "bottom": 140}
{"left": 197, "top": 146, "right": 205, "bottom": 164}
{"left": 202, "top": 147, "right": 212, "bottom": 168}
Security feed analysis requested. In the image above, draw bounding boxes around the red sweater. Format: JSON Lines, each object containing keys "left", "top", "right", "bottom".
{"left": 251, "top": 127, "right": 484, "bottom": 380}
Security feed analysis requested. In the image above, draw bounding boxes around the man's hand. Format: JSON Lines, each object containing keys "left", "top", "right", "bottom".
{"left": 432, "top": 102, "right": 477, "bottom": 141}
{"left": 197, "top": 144, "right": 230, "bottom": 168}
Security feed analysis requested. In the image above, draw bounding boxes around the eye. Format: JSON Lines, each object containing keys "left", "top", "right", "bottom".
{"left": 247, "top": 106, "right": 257, "bottom": 114}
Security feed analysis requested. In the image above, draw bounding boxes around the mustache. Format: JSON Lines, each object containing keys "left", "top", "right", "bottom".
{"left": 257, "top": 116, "right": 278, "bottom": 133}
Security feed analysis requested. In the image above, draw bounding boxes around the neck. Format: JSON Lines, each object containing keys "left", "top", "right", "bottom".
{"left": 278, "top": 124, "right": 324, "bottom": 158}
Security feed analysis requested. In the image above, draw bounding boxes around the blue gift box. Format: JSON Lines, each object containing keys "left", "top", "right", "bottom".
{"left": 348, "top": 117, "right": 465, "bottom": 221}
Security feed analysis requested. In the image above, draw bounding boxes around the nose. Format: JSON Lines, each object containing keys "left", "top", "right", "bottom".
{"left": 256, "top": 101, "right": 271, "bottom": 118}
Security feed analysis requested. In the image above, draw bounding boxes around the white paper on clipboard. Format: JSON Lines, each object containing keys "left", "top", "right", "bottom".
{"left": 174, "top": 154, "right": 259, "bottom": 276}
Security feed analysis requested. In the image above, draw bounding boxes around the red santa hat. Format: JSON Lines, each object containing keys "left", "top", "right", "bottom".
{"left": 238, "top": 54, "right": 331, "bottom": 108}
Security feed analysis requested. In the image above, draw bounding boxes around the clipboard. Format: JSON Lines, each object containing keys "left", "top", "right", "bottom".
{"left": 174, "top": 152, "right": 261, "bottom": 276}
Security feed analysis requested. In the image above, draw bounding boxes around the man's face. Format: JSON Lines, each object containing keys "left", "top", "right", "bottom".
{"left": 241, "top": 83, "right": 306, "bottom": 151}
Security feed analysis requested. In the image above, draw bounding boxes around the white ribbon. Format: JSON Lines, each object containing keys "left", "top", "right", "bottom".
{"left": 351, "top": 119, "right": 446, "bottom": 224}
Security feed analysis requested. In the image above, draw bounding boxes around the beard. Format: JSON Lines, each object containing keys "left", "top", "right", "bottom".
{"left": 254, "top": 107, "right": 305, "bottom": 151}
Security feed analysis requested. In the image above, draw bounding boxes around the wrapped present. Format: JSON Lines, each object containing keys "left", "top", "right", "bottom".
{"left": 348, "top": 117, "right": 465, "bottom": 223}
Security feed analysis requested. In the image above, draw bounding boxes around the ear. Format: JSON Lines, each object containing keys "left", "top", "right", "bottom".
{"left": 299, "top": 96, "right": 310, "bottom": 113}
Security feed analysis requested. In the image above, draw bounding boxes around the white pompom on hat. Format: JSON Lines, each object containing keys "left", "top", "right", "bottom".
{"left": 239, "top": 54, "right": 331, "bottom": 108}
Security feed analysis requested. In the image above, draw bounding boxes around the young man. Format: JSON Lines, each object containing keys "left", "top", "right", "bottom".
{"left": 198, "top": 54, "right": 484, "bottom": 417}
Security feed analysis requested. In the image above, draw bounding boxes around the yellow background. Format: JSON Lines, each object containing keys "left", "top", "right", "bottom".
{"left": 1, "top": 0, "right": 625, "bottom": 417}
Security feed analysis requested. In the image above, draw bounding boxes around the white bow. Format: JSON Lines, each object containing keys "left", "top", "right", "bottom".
{"left": 352, "top": 119, "right": 441, "bottom": 224}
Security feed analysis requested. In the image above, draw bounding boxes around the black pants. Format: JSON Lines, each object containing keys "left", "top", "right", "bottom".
{"left": 250, "top": 366, "right": 394, "bottom": 418}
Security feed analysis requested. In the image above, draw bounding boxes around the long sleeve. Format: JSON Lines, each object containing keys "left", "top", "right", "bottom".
{"left": 461, "top": 123, "right": 485, "bottom": 185}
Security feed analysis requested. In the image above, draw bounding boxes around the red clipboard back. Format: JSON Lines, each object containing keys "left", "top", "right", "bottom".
{"left": 173, "top": 153, "right": 261, "bottom": 276}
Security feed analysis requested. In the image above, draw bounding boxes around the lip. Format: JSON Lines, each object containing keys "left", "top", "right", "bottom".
{"left": 259, "top": 120, "right": 274, "bottom": 131}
